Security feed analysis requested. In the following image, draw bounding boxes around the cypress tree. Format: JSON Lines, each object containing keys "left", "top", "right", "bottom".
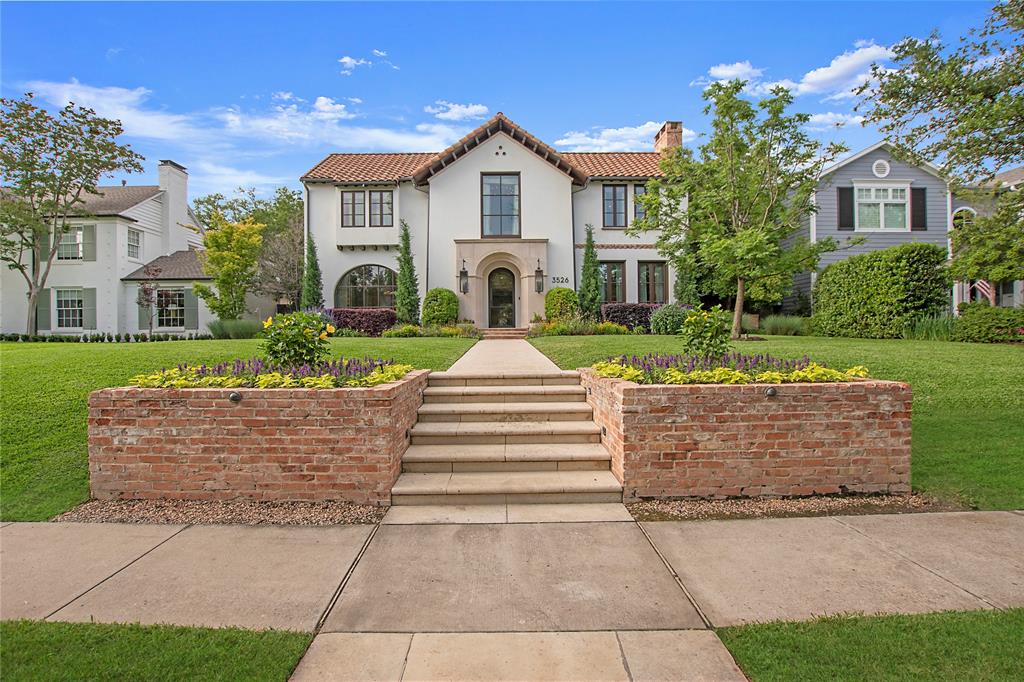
{"left": 301, "top": 232, "right": 324, "bottom": 309}
{"left": 395, "top": 220, "right": 420, "bottom": 324}
{"left": 578, "top": 223, "right": 602, "bottom": 320}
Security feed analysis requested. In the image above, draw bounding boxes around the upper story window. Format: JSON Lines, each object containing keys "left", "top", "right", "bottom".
{"left": 953, "top": 207, "right": 976, "bottom": 230}
{"left": 368, "top": 191, "right": 394, "bottom": 227}
{"left": 56, "top": 288, "right": 83, "bottom": 328}
{"left": 341, "top": 191, "right": 365, "bottom": 227}
{"left": 482, "top": 174, "right": 520, "bottom": 237}
{"left": 57, "top": 227, "right": 83, "bottom": 260}
{"left": 127, "top": 228, "right": 142, "bottom": 260}
{"left": 856, "top": 186, "right": 908, "bottom": 230}
{"left": 157, "top": 289, "right": 185, "bottom": 328}
{"left": 603, "top": 185, "right": 627, "bottom": 227}
{"left": 633, "top": 184, "right": 647, "bottom": 221}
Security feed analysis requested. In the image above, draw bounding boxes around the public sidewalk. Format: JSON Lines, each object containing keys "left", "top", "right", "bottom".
{"left": 446, "top": 339, "right": 560, "bottom": 374}
{"left": 2, "top": 511, "right": 1022, "bottom": 680}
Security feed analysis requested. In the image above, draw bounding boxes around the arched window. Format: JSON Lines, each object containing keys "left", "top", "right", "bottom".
{"left": 953, "top": 207, "right": 976, "bottom": 230}
{"left": 334, "top": 265, "right": 397, "bottom": 308}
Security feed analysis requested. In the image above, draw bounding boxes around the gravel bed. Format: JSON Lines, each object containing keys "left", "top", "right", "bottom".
{"left": 628, "top": 493, "right": 964, "bottom": 522}
{"left": 53, "top": 499, "right": 387, "bottom": 526}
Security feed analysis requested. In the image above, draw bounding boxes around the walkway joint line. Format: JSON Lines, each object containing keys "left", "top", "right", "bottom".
{"left": 633, "top": 520, "right": 713, "bottom": 629}
{"left": 614, "top": 631, "right": 636, "bottom": 682}
{"left": 42, "top": 523, "right": 192, "bottom": 620}
{"left": 830, "top": 517, "right": 1002, "bottom": 610}
{"left": 314, "top": 522, "right": 382, "bottom": 632}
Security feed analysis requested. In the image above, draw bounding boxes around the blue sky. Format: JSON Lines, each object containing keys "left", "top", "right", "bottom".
{"left": 1, "top": 1, "right": 989, "bottom": 197}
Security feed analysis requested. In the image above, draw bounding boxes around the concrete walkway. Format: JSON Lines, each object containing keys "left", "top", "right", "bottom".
{"left": 447, "top": 338, "right": 559, "bottom": 374}
{"left": 3, "top": 511, "right": 1022, "bottom": 680}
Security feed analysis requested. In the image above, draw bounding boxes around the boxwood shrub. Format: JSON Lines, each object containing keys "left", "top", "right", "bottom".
{"left": 601, "top": 303, "right": 662, "bottom": 332}
{"left": 545, "top": 288, "right": 579, "bottom": 321}
{"left": 422, "top": 288, "right": 460, "bottom": 327}
{"left": 811, "top": 243, "right": 950, "bottom": 339}
{"left": 650, "top": 303, "right": 692, "bottom": 335}
{"left": 952, "top": 303, "right": 1024, "bottom": 343}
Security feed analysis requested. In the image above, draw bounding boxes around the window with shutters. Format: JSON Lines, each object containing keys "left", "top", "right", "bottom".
{"left": 855, "top": 185, "right": 909, "bottom": 230}
{"left": 57, "top": 227, "right": 84, "bottom": 260}
{"left": 157, "top": 289, "right": 186, "bottom": 328}
{"left": 56, "top": 288, "right": 84, "bottom": 328}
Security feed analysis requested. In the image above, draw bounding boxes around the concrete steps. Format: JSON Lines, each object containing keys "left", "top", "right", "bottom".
{"left": 392, "top": 371, "right": 622, "bottom": 506}
{"left": 480, "top": 328, "right": 529, "bottom": 340}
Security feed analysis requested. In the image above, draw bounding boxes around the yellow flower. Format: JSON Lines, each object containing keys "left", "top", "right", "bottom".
{"left": 263, "top": 316, "right": 273, "bottom": 329}
{"left": 326, "top": 324, "right": 336, "bottom": 334}
{"left": 319, "top": 331, "right": 328, "bottom": 340}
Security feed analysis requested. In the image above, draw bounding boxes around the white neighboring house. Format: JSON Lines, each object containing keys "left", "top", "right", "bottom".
{"left": 0, "top": 160, "right": 218, "bottom": 336}
{"left": 303, "top": 113, "right": 681, "bottom": 328}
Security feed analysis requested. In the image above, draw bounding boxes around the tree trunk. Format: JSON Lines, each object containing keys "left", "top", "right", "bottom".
{"left": 25, "top": 285, "right": 38, "bottom": 335}
{"left": 731, "top": 278, "right": 745, "bottom": 340}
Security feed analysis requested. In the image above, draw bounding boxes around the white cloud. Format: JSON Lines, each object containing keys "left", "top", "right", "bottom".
{"left": 311, "top": 96, "right": 357, "bottom": 120}
{"left": 347, "top": 97, "right": 363, "bottom": 104}
{"left": 708, "top": 60, "right": 763, "bottom": 81}
{"left": 806, "top": 112, "right": 865, "bottom": 131}
{"left": 555, "top": 121, "right": 697, "bottom": 152}
{"left": 272, "top": 91, "right": 296, "bottom": 101}
{"left": 338, "top": 56, "right": 371, "bottom": 75}
{"left": 372, "top": 49, "right": 387, "bottom": 58}
{"left": 190, "top": 160, "right": 290, "bottom": 192}
{"left": 424, "top": 100, "right": 489, "bottom": 121}
{"left": 105, "top": 47, "right": 123, "bottom": 61}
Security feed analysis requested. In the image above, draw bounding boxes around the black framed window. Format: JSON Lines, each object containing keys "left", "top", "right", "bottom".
{"left": 481, "top": 174, "right": 520, "bottom": 237}
{"left": 603, "top": 185, "right": 627, "bottom": 227}
{"left": 341, "top": 191, "right": 365, "bottom": 227}
{"left": 599, "top": 262, "right": 625, "bottom": 303}
{"left": 633, "top": 184, "right": 647, "bottom": 221}
{"left": 334, "top": 265, "right": 397, "bottom": 308}
{"left": 368, "top": 191, "right": 393, "bottom": 227}
{"left": 638, "top": 261, "right": 668, "bottom": 304}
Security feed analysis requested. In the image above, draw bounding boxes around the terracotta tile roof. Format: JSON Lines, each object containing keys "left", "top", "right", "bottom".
{"left": 561, "top": 152, "right": 663, "bottom": 178}
{"left": 123, "top": 249, "right": 210, "bottom": 281}
{"left": 301, "top": 153, "right": 436, "bottom": 183}
{"left": 78, "top": 185, "right": 162, "bottom": 217}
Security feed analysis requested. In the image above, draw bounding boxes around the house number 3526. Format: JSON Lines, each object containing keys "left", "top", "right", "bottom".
{"left": 550, "top": 276, "right": 570, "bottom": 285}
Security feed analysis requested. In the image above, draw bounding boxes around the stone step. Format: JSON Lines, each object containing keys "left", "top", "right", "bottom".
{"left": 402, "top": 443, "right": 612, "bottom": 473}
{"left": 410, "top": 420, "right": 601, "bottom": 445}
{"left": 480, "top": 328, "right": 530, "bottom": 340}
{"left": 423, "top": 384, "right": 587, "bottom": 404}
{"left": 428, "top": 371, "right": 580, "bottom": 388}
{"left": 391, "top": 470, "right": 623, "bottom": 505}
{"left": 417, "top": 402, "right": 593, "bottom": 423}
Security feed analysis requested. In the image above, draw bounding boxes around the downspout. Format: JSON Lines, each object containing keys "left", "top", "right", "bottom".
{"left": 571, "top": 181, "right": 584, "bottom": 290}
{"left": 303, "top": 181, "right": 311, "bottom": 307}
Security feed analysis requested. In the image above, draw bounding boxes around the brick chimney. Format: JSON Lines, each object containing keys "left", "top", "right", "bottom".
{"left": 654, "top": 121, "right": 683, "bottom": 152}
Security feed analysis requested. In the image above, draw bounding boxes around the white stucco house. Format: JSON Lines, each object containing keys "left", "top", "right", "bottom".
{"left": 302, "top": 113, "right": 681, "bottom": 328}
{"left": 0, "top": 160, "right": 219, "bottom": 336}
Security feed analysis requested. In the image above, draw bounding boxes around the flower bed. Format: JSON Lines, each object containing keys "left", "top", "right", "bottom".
{"left": 130, "top": 357, "right": 413, "bottom": 389}
{"left": 592, "top": 352, "right": 868, "bottom": 385}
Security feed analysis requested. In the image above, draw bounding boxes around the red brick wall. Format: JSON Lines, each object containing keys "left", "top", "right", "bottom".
{"left": 580, "top": 369, "right": 911, "bottom": 500}
{"left": 88, "top": 370, "right": 429, "bottom": 505}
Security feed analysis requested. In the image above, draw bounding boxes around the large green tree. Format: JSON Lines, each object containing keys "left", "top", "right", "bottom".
{"left": 394, "top": 220, "right": 420, "bottom": 324}
{"left": 857, "top": 0, "right": 1023, "bottom": 184}
{"left": 949, "top": 192, "right": 1024, "bottom": 300}
{"left": 577, "top": 224, "right": 602, "bottom": 320}
{"left": 0, "top": 93, "right": 144, "bottom": 333}
{"left": 193, "top": 216, "right": 264, "bottom": 320}
{"left": 631, "top": 81, "right": 847, "bottom": 338}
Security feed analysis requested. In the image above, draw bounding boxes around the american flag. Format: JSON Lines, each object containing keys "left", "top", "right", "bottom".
{"left": 974, "top": 280, "right": 994, "bottom": 302}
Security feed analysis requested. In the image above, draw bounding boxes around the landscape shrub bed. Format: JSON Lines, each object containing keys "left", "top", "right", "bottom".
{"left": 601, "top": 302, "right": 662, "bottom": 331}
{"left": 811, "top": 243, "right": 949, "bottom": 339}
{"left": 545, "top": 287, "right": 579, "bottom": 321}
{"left": 381, "top": 323, "right": 479, "bottom": 338}
{"left": 207, "top": 319, "right": 263, "bottom": 339}
{"left": 650, "top": 304, "right": 692, "bottom": 335}
{"left": 130, "top": 357, "right": 413, "bottom": 389}
{"left": 529, "top": 315, "right": 629, "bottom": 337}
{"left": 952, "top": 303, "right": 1024, "bottom": 343}
{"left": 592, "top": 352, "right": 868, "bottom": 385}
{"left": 0, "top": 332, "right": 214, "bottom": 343}
{"left": 421, "top": 288, "right": 460, "bottom": 326}
{"left": 760, "top": 314, "right": 810, "bottom": 336}
{"left": 328, "top": 307, "right": 397, "bottom": 337}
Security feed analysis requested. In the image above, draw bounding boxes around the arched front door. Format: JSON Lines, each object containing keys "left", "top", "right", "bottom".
{"left": 487, "top": 268, "right": 516, "bottom": 328}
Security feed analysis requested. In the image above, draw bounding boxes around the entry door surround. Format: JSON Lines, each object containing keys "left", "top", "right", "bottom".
{"left": 453, "top": 238, "right": 549, "bottom": 329}
{"left": 488, "top": 268, "right": 516, "bottom": 328}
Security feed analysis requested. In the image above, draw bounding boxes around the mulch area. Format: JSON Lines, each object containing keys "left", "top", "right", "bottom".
{"left": 53, "top": 499, "right": 387, "bottom": 526}
{"left": 628, "top": 493, "right": 966, "bottom": 522}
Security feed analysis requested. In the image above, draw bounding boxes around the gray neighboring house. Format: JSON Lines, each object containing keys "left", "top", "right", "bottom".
{"left": 785, "top": 141, "right": 1023, "bottom": 312}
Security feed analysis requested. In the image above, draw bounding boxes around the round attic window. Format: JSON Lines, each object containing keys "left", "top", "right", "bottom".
{"left": 872, "top": 159, "right": 891, "bottom": 178}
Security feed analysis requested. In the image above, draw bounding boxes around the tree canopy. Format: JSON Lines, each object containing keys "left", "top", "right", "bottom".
{"left": 193, "top": 216, "right": 264, "bottom": 320}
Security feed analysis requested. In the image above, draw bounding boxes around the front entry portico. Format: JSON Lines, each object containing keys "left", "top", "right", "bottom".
{"left": 454, "top": 238, "right": 550, "bottom": 328}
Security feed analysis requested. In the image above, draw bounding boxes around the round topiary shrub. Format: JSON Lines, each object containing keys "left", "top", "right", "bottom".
{"left": 422, "top": 288, "right": 460, "bottom": 327}
{"left": 545, "top": 287, "right": 579, "bottom": 321}
{"left": 650, "top": 303, "right": 692, "bottom": 335}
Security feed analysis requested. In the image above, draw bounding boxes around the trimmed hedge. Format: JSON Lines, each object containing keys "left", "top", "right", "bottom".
{"left": 811, "top": 243, "right": 950, "bottom": 339}
{"left": 545, "top": 288, "right": 579, "bottom": 321}
{"left": 650, "top": 303, "right": 692, "bottom": 335}
{"left": 422, "top": 288, "right": 460, "bottom": 327}
{"left": 328, "top": 307, "right": 397, "bottom": 337}
{"left": 601, "top": 303, "right": 662, "bottom": 331}
{"left": 952, "top": 303, "right": 1024, "bottom": 343}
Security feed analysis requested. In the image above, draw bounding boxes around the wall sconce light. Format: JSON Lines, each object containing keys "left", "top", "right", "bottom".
{"left": 459, "top": 259, "right": 469, "bottom": 294}
{"left": 534, "top": 259, "right": 545, "bottom": 294}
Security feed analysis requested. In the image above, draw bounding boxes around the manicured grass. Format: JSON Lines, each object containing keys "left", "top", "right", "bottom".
{"left": 719, "top": 609, "right": 1024, "bottom": 682}
{"left": 531, "top": 335, "right": 1024, "bottom": 510}
{"left": 0, "top": 338, "right": 474, "bottom": 521}
{"left": 0, "top": 620, "right": 311, "bottom": 682}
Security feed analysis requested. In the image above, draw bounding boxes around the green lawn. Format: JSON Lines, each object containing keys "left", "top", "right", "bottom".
{"left": 531, "top": 335, "right": 1024, "bottom": 510}
{"left": 0, "top": 620, "right": 311, "bottom": 682}
{"left": 0, "top": 338, "right": 474, "bottom": 521}
{"left": 720, "top": 609, "right": 1024, "bottom": 681}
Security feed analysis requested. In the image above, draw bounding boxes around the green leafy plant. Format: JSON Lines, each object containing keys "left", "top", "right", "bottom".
{"left": 578, "top": 224, "right": 602, "bottom": 320}
{"left": 300, "top": 231, "right": 324, "bottom": 309}
{"left": 761, "top": 315, "right": 809, "bottom": 336}
{"left": 394, "top": 220, "right": 420, "bottom": 324}
{"left": 952, "top": 303, "right": 1024, "bottom": 343}
{"left": 903, "top": 314, "right": 956, "bottom": 341}
{"left": 544, "top": 287, "right": 579, "bottom": 322}
{"left": 592, "top": 353, "right": 869, "bottom": 385}
{"left": 650, "top": 304, "right": 692, "bottom": 335}
{"left": 259, "top": 311, "right": 334, "bottom": 366}
{"left": 206, "top": 319, "right": 263, "bottom": 340}
{"left": 382, "top": 324, "right": 422, "bottom": 338}
{"left": 677, "top": 305, "right": 732, "bottom": 356}
{"left": 193, "top": 215, "right": 265, "bottom": 320}
{"left": 422, "top": 288, "right": 459, "bottom": 327}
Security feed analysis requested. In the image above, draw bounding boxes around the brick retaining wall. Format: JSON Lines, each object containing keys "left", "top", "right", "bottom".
{"left": 580, "top": 369, "right": 911, "bottom": 500}
{"left": 88, "top": 370, "right": 429, "bottom": 505}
